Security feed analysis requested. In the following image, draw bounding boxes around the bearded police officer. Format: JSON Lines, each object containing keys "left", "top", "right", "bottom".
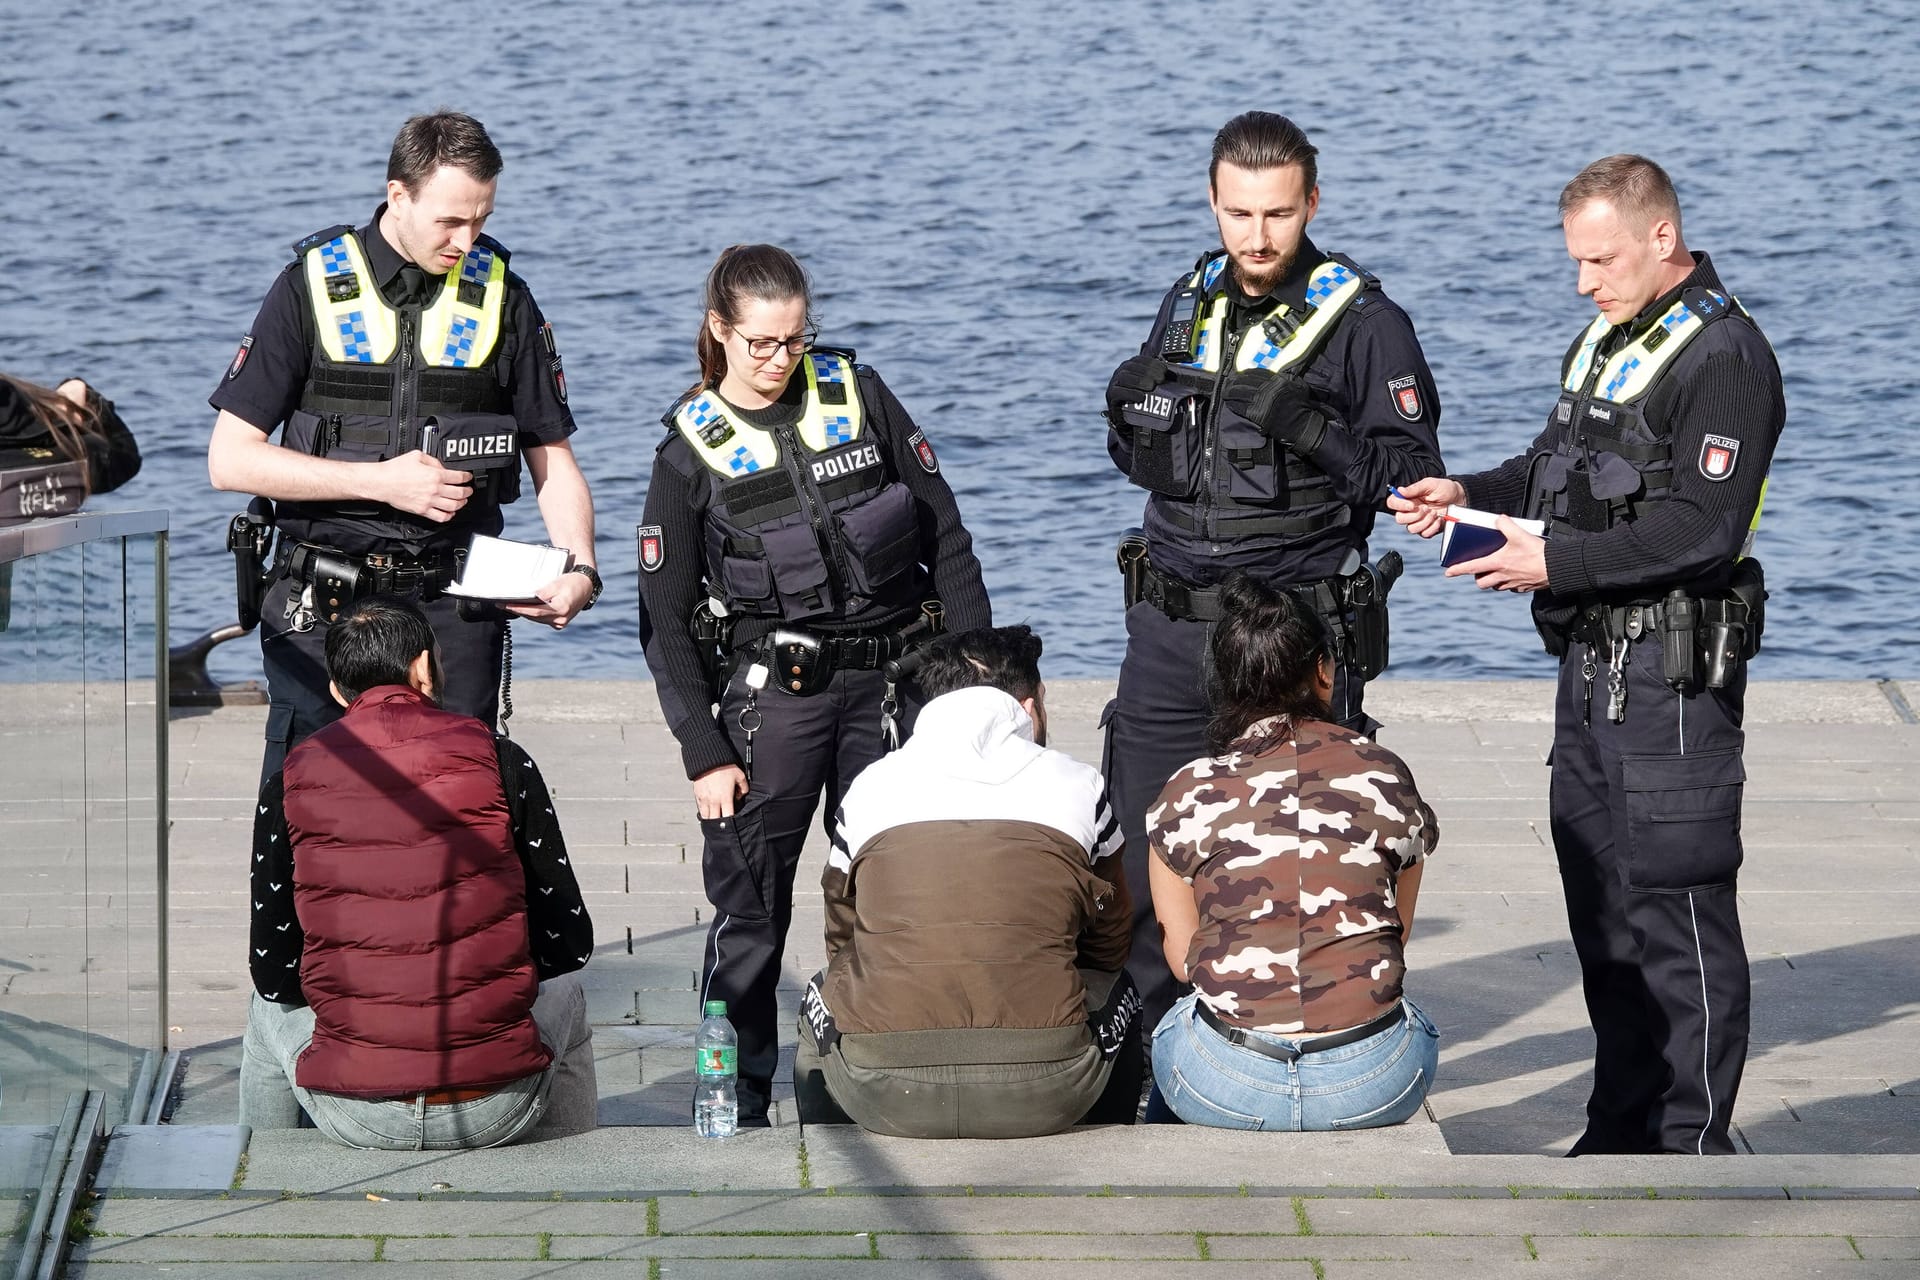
{"left": 1391, "top": 155, "right": 1784, "bottom": 1155}
{"left": 209, "top": 112, "right": 598, "bottom": 783}
{"left": 1104, "top": 111, "right": 1445, "bottom": 1037}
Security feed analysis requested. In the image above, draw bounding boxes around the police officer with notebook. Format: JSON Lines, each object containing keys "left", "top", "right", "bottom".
{"left": 208, "top": 112, "right": 599, "bottom": 783}
{"left": 1391, "top": 155, "right": 1784, "bottom": 1154}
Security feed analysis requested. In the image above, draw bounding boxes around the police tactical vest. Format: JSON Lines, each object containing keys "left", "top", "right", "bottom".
{"left": 281, "top": 225, "right": 521, "bottom": 548}
{"left": 670, "top": 351, "right": 922, "bottom": 622}
{"left": 1525, "top": 286, "right": 1769, "bottom": 546}
{"left": 1125, "top": 251, "right": 1375, "bottom": 543}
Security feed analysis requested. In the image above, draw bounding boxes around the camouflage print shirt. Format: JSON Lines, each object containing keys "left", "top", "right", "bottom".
{"left": 1149, "top": 714, "right": 1438, "bottom": 1035}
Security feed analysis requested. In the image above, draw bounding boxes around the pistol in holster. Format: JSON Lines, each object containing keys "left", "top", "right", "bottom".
{"left": 227, "top": 497, "right": 276, "bottom": 633}
{"left": 1340, "top": 549, "right": 1404, "bottom": 682}
{"left": 1116, "top": 527, "right": 1150, "bottom": 610}
{"left": 1656, "top": 558, "right": 1766, "bottom": 692}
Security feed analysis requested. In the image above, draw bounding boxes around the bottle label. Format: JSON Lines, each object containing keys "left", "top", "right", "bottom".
{"left": 696, "top": 1046, "right": 737, "bottom": 1076}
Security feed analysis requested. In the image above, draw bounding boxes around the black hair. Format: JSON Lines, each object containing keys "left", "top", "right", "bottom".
{"left": 1205, "top": 572, "right": 1333, "bottom": 752}
{"left": 1209, "top": 110, "right": 1319, "bottom": 193}
{"left": 387, "top": 110, "right": 503, "bottom": 192}
{"left": 325, "top": 595, "right": 439, "bottom": 704}
{"left": 693, "top": 244, "right": 813, "bottom": 393}
{"left": 915, "top": 625, "right": 1044, "bottom": 703}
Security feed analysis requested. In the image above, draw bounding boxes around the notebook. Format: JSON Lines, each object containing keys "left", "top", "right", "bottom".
{"left": 445, "top": 534, "right": 573, "bottom": 602}
{"left": 1439, "top": 506, "right": 1547, "bottom": 568}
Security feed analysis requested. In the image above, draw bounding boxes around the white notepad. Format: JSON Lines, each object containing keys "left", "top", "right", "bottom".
{"left": 445, "top": 534, "right": 573, "bottom": 603}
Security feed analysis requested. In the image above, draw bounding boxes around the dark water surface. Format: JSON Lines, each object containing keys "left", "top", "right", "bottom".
{"left": 4, "top": 0, "right": 1916, "bottom": 683}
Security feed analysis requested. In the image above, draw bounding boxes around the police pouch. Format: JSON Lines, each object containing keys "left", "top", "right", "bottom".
{"left": 227, "top": 497, "right": 276, "bottom": 632}
{"left": 420, "top": 413, "right": 522, "bottom": 505}
{"left": 762, "top": 629, "right": 833, "bottom": 697}
{"left": 1122, "top": 386, "right": 1204, "bottom": 498}
{"left": 1658, "top": 559, "right": 1764, "bottom": 692}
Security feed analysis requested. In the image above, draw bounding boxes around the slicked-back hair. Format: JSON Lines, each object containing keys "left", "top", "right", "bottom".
{"left": 915, "top": 625, "right": 1044, "bottom": 704}
{"left": 1209, "top": 111, "right": 1319, "bottom": 193}
{"left": 1205, "top": 573, "right": 1333, "bottom": 752}
{"left": 387, "top": 111, "right": 503, "bottom": 193}
{"left": 1558, "top": 153, "right": 1682, "bottom": 237}
{"left": 325, "top": 596, "right": 438, "bottom": 704}
{"left": 693, "top": 243, "right": 814, "bottom": 394}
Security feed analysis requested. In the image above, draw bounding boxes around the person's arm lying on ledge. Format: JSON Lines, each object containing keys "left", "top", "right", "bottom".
{"left": 496, "top": 736, "right": 595, "bottom": 976}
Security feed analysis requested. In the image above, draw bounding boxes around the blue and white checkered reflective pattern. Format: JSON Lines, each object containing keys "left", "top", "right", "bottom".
{"left": 1661, "top": 304, "right": 1695, "bottom": 333}
{"left": 1189, "top": 325, "right": 1212, "bottom": 368}
{"left": 336, "top": 311, "right": 373, "bottom": 362}
{"left": 810, "top": 354, "right": 844, "bottom": 383}
{"left": 458, "top": 246, "right": 494, "bottom": 287}
{"left": 726, "top": 446, "right": 760, "bottom": 474}
{"left": 319, "top": 237, "right": 353, "bottom": 278}
{"left": 1603, "top": 356, "right": 1643, "bottom": 399}
{"left": 1303, "top": 263, "right": 1354, "bottom": 309}
{"left": 441, "top": 314, "right": 480, "bottom": 367}
{"left": 687, "top": 396, "right": 724, "bottom": 429}
{"left": 823, "top": 415, "right": 855, "bottom": 445}
{"left": 1245, "top": 332, "right": 1283, "bottom": 370}
{"left": 1201, "top": 257, "right": 1227, "bottom": 290}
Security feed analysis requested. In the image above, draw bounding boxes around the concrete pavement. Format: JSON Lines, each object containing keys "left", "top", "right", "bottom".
{"left": 65, "top": 677, "right": 1920, "bottom": 1276}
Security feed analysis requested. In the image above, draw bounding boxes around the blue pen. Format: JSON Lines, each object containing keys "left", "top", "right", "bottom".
{"left": 1388, "top": 485, "right": 1409, "bottom": 502}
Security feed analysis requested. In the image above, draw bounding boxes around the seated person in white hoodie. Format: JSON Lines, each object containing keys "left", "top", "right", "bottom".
{"left": 794, "top": 625, "right": 1142, "bottom": 1137}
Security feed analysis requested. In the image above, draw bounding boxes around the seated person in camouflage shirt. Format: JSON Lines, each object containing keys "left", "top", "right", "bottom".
{"left": 1146, "top": 574, "right": 1440, "bottom": 1130}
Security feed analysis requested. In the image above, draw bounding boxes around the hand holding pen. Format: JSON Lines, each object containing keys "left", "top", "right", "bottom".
{"left": 1386, "top": 478, "right": 1464, "bottom": 538}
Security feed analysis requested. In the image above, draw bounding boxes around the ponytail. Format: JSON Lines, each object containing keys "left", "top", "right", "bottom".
{"left": 1204, "top": 572, "right": 1334, "bottom": 752}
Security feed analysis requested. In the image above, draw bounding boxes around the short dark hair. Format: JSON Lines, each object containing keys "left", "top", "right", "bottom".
{"left": 1558, "top": 154, "right": 1682, "bottom": 236}
{"left": 1210, "top": 111, "right": 1319, "bottom": 193}
{"left": 915, "top": 625, "right": 1044, "bottom": 703}
{"left": 1205, "top": 573, "right": 1333, "bottom": 751}
{"left": 325, "top": 596, "right": 437, "bottom": 703}
{"left": 387, "top": 111, "right": 503, "bottom": 192}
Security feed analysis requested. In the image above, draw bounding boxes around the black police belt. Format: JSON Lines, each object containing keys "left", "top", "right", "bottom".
{"left": 276, "top": 539, "right": 459, "bottom": 598}
{"left": 1195, "top": 999, "right": 1406, "bottom": 1064}
{"left": 1140, "top": 560, "right": 1343, "bottom": 626}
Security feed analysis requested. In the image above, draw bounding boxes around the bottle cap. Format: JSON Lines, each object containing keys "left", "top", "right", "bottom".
{"left": 703, "top": 1000, "right": 727, "bottom": 1017}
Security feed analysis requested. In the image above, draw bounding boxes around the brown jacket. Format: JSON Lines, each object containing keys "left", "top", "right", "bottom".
{"left": 821, "top": 688, "right": 1129, "bottom": 1039}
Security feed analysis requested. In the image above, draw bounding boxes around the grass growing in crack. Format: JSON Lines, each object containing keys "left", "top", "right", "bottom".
{"left": 229, "top": 1152, "right": 250, "bottom": 1191}
{"left": 648, "top": 1260, "right": 662, "bottom": 1280}
{"left": 372, "top": 1237, "right": 385, "bottom": 1262}
{"left": 1309, "top": 1260, "right": 1327, "bottom": 1280}
{"left": 1847, "top": 1236, "right": 1865, "bottom": 1260}
{"left": 868, "top": 1233, "right": 880, "bottom": 1260}
{"left": 797, "top": 1140, "right": 812, "bottom": 1190}
{"left": 537, "top": 1232, "right": 553, "bottom": 1260}
{"left": 1292, "top": 1197, "right": 1313, "bottom": 1236}
{"left": 1194, "top": 1233, "right": 1211, "bottom": 1261}
{"left": 646, "top": 1199, "right": 660, "bottom": 1236}
{"left": 1523, "top": 1234, "right": 1538, "bottom": 1260}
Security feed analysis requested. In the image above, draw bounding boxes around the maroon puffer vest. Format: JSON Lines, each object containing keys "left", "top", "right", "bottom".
{"left": 283, "top": 685, "right": 551, "bottom": 1096}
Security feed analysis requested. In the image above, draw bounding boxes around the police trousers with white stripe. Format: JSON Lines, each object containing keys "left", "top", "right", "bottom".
{"left": 1550, "top": 631, "right": 1750, "bottom": 1155}
{"left": 696, "top": 663, "right": 916, "bottom": 1125}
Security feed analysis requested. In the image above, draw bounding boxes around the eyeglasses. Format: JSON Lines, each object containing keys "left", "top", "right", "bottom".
{"left": 734, "top": 329, "right": 817, "bottom": 360}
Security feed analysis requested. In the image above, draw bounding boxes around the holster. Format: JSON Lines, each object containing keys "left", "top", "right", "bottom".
{"left": 1115, "top": 528, "right": 1149, "bottom": 609}
{"left": 689, "top": 598, "right": 734, "bottom": 695}
{"left": 226, "top": 497, "right": 276, "bottom": 633}
{"left": 1339, "top": 550, "right": 1403, "bottom": 682}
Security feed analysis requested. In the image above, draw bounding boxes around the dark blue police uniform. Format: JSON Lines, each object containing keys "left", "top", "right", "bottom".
{"left": 1456, "top": 252, "right": 1784, "bottom": 1155}
{"left": 1104, "top": 236, "right": 1445, "bottom": 1036}
{"left": 638, "top": 356, "right": 991, "bottom": 1125}
{"left": 210, "top": 206, "right": 576, "bottom": 783}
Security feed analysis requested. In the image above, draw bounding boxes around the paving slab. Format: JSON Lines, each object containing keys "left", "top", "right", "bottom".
{"left": 93, "top": 1124, "right": 248, "bottom": 1194}
{"left": 802, "top": 1118, "right": 1449, "bottom": 1191}
{"left": 654, "top": 1192, "right": 1306, "bottom": 1236}
{"left": 231, "top": 1127, "right": 806, "bottom": 1195}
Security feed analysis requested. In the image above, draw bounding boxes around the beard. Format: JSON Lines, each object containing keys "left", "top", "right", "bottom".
{"left": 1230, "top": 245, "right": 1298, "bottom": 297}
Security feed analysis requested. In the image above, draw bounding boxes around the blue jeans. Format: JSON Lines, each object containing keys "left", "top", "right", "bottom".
{"left": 238, "top": 973, "right": 597, "bottom": 1150}
{"left": 1150, "top": 993, "right": 1439, "bottom": 1131}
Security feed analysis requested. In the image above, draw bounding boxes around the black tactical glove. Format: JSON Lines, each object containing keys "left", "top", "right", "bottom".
{"left": 1104, "top": 354, "right": 1170, "bottom": 419}
{"left": 1220, "top": 369, "right": 1327, "bottom": 454}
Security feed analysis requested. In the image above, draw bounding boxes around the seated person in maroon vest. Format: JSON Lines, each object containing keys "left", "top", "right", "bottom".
{"left": 238, "top": 595, "right": 596, "bottom": 1149}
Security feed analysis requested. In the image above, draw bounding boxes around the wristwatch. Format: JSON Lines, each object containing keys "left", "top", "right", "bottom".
{"left": 567, "top": 563, "right": 603, "bottom": 609}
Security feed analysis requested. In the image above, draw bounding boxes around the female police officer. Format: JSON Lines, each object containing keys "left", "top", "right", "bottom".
{"left": 638, "top": 244, "right": 991, "bottom": 1126}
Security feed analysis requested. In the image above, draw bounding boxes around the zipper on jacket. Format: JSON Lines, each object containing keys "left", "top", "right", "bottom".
{"left": 1199, "top": 318, "right": 1245, "bottom": 542}
{"left": 772, "top": 421, "right": 852, "bottom": 605}
{"left": 397, "top": 309, "right": 418, "bottom": 454}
